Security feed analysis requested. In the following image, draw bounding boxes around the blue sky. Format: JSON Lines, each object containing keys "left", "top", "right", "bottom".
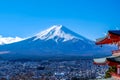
{"left": 0, "top": 0, "right": 120, "bottom": 40}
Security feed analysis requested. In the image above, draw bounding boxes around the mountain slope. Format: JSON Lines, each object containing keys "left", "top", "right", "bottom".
{"left": 0, "top": 25, "right": 115, "bottom": 60}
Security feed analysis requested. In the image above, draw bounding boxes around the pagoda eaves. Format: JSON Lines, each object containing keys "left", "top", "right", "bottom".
{"left": 96, "top": 30, "right": 120, "bottom": 45}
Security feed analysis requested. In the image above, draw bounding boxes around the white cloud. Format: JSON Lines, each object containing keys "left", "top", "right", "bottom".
{"left": 0, "top": 35, "right": 24, "bottom": 45}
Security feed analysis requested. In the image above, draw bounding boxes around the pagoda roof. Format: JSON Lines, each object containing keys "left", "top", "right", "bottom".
{"left": 96, "top": 30, "right": 120, "bottom": 45}
{"left": 109, "top": 30, "right": 120, "bottom": 36}
{"left": 107, "top": 56, "right": 120, "bottom": 64}
{"left": 93, "top": 57, "right": 107, "bottom": 65}
{"left": 93, "top": 56, "right": 114, "bottom": 65}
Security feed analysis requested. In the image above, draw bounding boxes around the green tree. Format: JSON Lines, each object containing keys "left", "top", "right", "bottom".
{"left": 105, "top": 66, "right": 117, "bottom": 78}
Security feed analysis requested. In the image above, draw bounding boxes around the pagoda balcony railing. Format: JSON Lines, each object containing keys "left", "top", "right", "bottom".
{"left": 112, "top": 50, "right": 120, "bottom": 56}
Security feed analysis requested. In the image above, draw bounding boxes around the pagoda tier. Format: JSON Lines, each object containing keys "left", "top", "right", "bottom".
{"left": 107, "top": 56, "right": 120, "bottom": 78}
{"left": 106, "top": 56, "right": 120, "bottom": 65}
{"left": 96, "top": 30, "right": 120, "bottom": 45}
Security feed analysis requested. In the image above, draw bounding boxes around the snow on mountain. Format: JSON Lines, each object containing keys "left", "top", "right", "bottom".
{"left": 34, "top": 25, "right": 88, "bottom": 42}
{"left": 0, "top": 35, "right": 24, "bottom": 45}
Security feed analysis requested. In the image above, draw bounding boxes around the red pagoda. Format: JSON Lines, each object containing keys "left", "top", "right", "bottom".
{"left": 94, "top": 30, "right": 120, "bottom": 79}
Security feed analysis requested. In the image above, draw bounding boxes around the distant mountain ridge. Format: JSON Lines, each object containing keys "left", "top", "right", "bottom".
{"left": 0, "top": 36, "right": 24, "bottom": 45}
{"left": 0, "top": 25, "right": 115, "bottom": 60}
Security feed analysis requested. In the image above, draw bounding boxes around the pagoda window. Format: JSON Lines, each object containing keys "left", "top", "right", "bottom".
{"left": 117, "top": 65, "right": 120, "bottom": 75}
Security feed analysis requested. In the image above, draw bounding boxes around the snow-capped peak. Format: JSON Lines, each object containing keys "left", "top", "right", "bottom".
{"left": 34, "top": 25, "right": 86, "bottom": 42}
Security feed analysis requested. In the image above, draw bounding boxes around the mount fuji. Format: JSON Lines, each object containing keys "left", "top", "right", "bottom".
{"left": 0, "top": 25, "right": 114, "bottom": 60}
